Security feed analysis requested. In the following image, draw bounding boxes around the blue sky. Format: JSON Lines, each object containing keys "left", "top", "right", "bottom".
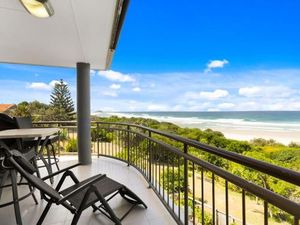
{"left": 1, "top": 0, "right": 300, "bottom": 111}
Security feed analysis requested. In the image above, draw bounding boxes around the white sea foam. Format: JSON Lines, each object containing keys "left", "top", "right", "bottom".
{"left": 94, "top": 111, "right": 300, "bottom": 133}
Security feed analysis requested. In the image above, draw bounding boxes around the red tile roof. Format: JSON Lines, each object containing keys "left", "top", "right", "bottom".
{"left": 0, "top": 104, "right": 16, "bottom": 113}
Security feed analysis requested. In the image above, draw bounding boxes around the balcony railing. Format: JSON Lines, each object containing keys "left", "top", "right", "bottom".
{"left": 34, "top": 121, "right": 300, "bottom": 225}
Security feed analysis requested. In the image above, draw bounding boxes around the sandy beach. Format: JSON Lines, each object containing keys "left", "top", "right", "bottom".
{"left": 97, "top": 112, "right": 300, "bottom": 145}
{"left": 210, "top": 127, "right": 300, "bottom": 145}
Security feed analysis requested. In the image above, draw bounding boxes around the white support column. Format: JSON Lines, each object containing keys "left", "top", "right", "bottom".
{"left": 76, "top": 62, "right": 91, "bottom": 165}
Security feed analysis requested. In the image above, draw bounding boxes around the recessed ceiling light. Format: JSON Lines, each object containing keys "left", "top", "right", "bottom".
{"left": 19, "top": 0, "right": 54, "bottom": 18}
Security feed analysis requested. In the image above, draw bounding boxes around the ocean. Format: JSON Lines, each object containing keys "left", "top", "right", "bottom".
{"left": 94, "top": 111, "right": 300, "bottom": 144}
{"left": 95, "top": 111, "right": 300, "bottom": 131}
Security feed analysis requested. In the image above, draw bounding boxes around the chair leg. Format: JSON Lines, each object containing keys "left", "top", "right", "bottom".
{"left": 95, "top": 192, "right": 122, "bottom": 225}
{"left": 46, "top": 144, "right": 52, "bottom": 170}
{"left": 0, "top": 170, "right": 9, "bottom": 199}
{"left": 37, "top": 201, "right": 52, "bottom": 225}
{"left": 50, "top": 143, "right": 60, "bottom": 171}
{"left": 39, "top": 154, "right": 54, "bottom": 184}
{"left": 71, "top": 211, "right": 82, "bottom": 225}
{"left": 10, "top": 170, "right": 23, "bottom": 225}
{"left": 28, "top": 184, "right": 38, "bottom": 205}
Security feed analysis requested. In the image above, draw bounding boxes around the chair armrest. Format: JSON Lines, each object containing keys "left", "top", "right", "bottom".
{"left": 57, "top": 174, "right": 106, "bottom": 204}
{"left": 55, "top": 170, "right": 79, "bottom": 191}
{"left": 42, "top": 163, "right": 81, "bottom": 181}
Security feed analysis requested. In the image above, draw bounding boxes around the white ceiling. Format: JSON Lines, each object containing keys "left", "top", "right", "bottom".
{"left": 0, "top": 0, "right": 123, "bottom": 70}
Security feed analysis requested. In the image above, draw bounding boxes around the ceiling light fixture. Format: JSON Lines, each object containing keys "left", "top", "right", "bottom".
{"left": 19, "top": 0, "right": 54, "bottom": 18}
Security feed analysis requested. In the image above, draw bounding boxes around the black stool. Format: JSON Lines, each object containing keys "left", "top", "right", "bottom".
{"left": 14, "top": 117, "right": 60, "bottom": 172}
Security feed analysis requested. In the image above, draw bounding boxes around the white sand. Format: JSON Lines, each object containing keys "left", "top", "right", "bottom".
{"left": 206, "top": 127, "right": 300, "bottom": 145}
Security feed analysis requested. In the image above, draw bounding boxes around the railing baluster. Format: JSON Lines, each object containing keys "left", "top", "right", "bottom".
{"left": 167, "top": 151, "right": 170, "bottom": 206}
{"left": 178, "top": 155, "right": 181, "bottom": 222}
{"left": 96, "top": 123, "right": 99, "bottom": 157}
{"left": 294, "top": 217, "right": 299, "bottom": 225}
{"left": 192, "top": 163, "right": 195, "bottom": 225}
{"left": 163, "top": 147, "right": 165, "bottom": 201}
{"left": 172, "top": 154, "right": 175, "bottom": 212}
{"left": 183, "top": 143, "right": 189, "bottom": 225}
{"left": 155, "top": 143, "right": 158, "bottom": 190}
{"left": 148, "top": 138, "right": 152, "bottom": 187}
{"left": 212, "top": 173, "right": 215, "bottom": 225}
{"left": 264, "top": 201, "right": 268, "bottom": 225}
{"left": 225, "top": 180, "right": 229, "bottom": 225}
{"left": 127, "top": 125, "right": 130, "bottom": 165}
{"left": 242, "top": 189, "right": 246, "bottom": 225}
{"left": 201, "top": 168, "right": 204, "bottom": 225}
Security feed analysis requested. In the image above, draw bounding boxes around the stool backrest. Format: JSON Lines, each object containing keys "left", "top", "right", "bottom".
{"left": 0, "top": 113, "right": 18, "bottom": 148}
{"left": 14, "top": 117, "right": 33, "bottom": 129}
{"left": 0, "top": 113, "right": 16, "bottom": 131}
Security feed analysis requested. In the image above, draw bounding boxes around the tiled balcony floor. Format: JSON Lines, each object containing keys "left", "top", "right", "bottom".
{"left": 0, "top": 156, "right": 176, "bottom": 225}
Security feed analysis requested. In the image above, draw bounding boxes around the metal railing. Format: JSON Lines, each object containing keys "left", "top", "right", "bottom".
{"left": 34, "top": 121, "right": 300, "bottom": 225}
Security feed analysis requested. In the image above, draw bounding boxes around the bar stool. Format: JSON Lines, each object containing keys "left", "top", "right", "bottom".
{"left": 0, "top": 142, "right": 38, "bottom": 225}
{"left": 14, "top": 117, "right": 60, "bottom": 172}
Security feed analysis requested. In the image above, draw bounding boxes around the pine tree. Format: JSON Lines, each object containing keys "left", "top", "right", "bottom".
{"left": 50, "top": 79, "right": 74, "bottom": 119}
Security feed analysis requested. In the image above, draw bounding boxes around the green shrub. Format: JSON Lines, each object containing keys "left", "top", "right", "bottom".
{"left": 58, "top": 128, "right": 69, "bottom": 142}
{"left": 226, "top": 140, "right": 252, "bottom": 154}
{"left": 91, "top": 128, "right": 113, "bottom": 142}
{"left": 66, "top": 138, "right": 77, "bottom": 152}
{"left": 288, "top": 142, "right": 300, "bottom": 148}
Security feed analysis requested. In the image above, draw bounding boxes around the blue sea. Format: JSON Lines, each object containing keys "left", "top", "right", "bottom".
{"left": 94, "top": 111, "right": 300, "bottom": 143}
{"left": 96, "top": 111, "right": 300, "bottom": 130}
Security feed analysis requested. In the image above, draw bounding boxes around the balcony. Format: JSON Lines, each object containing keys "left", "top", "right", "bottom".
{"left": 8, "top": 121, "right": 294, "bottom": 225}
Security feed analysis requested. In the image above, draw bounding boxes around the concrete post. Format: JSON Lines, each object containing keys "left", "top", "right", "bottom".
{"left": 76, "top": 62, "right": 91, "bottom": 164}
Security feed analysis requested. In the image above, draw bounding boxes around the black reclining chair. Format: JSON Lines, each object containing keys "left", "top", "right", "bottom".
{"left": 3, "top": 149, "right": 147, "bottom": 225}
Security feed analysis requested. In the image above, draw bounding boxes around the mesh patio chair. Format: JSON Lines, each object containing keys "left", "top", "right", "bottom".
{"left": 3, "top": 149, "right": 147, "bottom": 225}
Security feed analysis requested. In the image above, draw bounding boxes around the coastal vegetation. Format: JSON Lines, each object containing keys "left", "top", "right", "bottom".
{"left": 8, "top": 94, "right": 299, "bottom": 223}
{"left": 10, "top": 79, "right": 74, "bottom": 121}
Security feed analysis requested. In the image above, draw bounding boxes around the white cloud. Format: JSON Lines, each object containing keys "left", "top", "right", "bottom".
{"left": 27, "top": 80, "right": 60, "bottom": 91}
{"left": 102, "top": 91, "right": 118, "bottom": 97}
{"left": 147, "top": 104, "right": 168, "bottom": 111}
{"left": 186, "top": 102, "right": 212, "bottom": 111}
{"left": 239, "top": 86, "right": 294, "bottom": 98}
{"left": 205, "top": 59, "right": 229, "bottom": 72}
{"left": 218, "top": 103, "right": 235, "bottom": 109}
{"left": 98, "top": 70, "right": 135, "bottom": 83}
{"left": 239, "top": 87, "right": 261, "bottom": 97}
{"left": 185, "top": 89, "right": 229, "bottom": 100}
{"left": 207, "top": 108, "right": 220, "bottom": 112}
{"left": 27, "top": 82, "right": 51, "bottom": 90}
{"left": 110, "top": 84, "right": 121, "bottom": 89}
{"left": 90, "top": 70, "right": 96, "bottom": 76}
{"left": 132, "top": 87, "right": 141, "bottom": 92}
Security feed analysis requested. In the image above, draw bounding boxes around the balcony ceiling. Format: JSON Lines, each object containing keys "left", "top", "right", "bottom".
{"left": 0, "top": 0, "right": 125, "bottom": 70}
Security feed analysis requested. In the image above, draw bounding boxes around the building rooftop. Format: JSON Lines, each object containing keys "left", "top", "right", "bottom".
{"left": 0, "top": 104, "right": 16, "bottom": 113}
